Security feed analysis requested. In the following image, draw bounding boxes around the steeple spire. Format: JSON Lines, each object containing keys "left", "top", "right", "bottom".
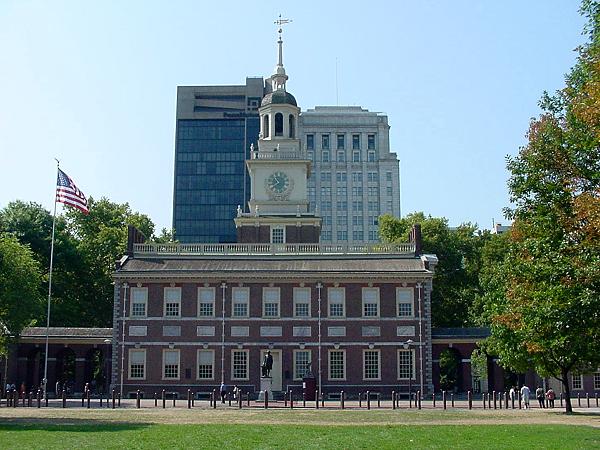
{"left": 272, "top": 15, "right": 292, "bottom": 91}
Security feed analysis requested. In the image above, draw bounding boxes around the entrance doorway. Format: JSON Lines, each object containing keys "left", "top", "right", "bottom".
{"left": 260, "top": 349, "right": 282, "bottom": 391}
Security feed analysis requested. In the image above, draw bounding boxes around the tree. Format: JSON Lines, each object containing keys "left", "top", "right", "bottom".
{"left": 481, "top": 1, "right": 600, "bottom": 413}
{"left": 0, "top": 234, "right": 43, "bottom": 354}
{"left": 379, "top": 212, "right": 489, "bottom": 327}
{"left": 438, "top": 348, "right": 460, "bottom": 392}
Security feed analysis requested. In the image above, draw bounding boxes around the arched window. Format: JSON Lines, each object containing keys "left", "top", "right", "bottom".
{"left": 263, "top": 115, "right": 270, "bottom": 138}
{"left": 275, "top": 113, "right": 283, "bottom": 136}
{"left": 288, "top": 114, "right": 295, "bottom": 138}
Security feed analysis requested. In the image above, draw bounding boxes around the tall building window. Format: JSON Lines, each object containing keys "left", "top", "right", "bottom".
{"left": 594, "top": 372, "right": 600, "bottom": 390}
{"left": 368, "top": 172, "right": 378, "bottom": 183}
{"left": 232, "top": 287, "right": 249, "bottom": 317}
{"left": 329, "top": 350, "right": 346, "bottom": 380}
{"left": 232, "top": 350, "right": 249, "bottom": 380}
{"left": 307, "top": 151, "right": 314, "bottom": 161}
{"left": 337, "top": 151, "right": 346, "bottom": 162}
{"left": 322, "top": 215, "right": 332, "bottom": 226}
{"left": 321, "top": 172, "right": 331, "bottom": 182}
{"left": 164, "top": 287, "right": 181, "bottom": 318}
{"left": 275, "top": 113, "right": 284, "bottom": 136}
{"left": 572, "top": 374, "right": 583, "bottom": 390}
{"left": 368, "top": 230, "right": 379, "bottom": 241}
{"left": 263, "top": 115, "right": 270, "bottom": 138}
{"left": 328, "top": 288, "right": 345, "bottom": 318}
{"left": 353, "top": 151, "right": 361, "bottom": 162}
{"left": 352, "top": 230, "right": 364, "bottom": 241}
{"left": 128, "top": 349, "right": 146, "bottom": 379}
{"left": 322, "top": 134, "right": 330, "bottom": 150}
{"left": 293, "top": 287, "right": 311, "bottom": 317}
{"left": 130, "top": 287, "right": 148, "bottom": 318}
{"left": 306, "top": 134, "right": 314, "bottom": 150}
{"left": 163, "top": 349, "right": 180, "bottom": 380}
{"left": 362, "top": 287, "right": 380, "bottom": 317}
{"left": 396, "top": 288, "right": 414, "bottom": 317}
{"left": 337, "top": 215, "right": 348, "bottom": 227}
{"left": 336, "top": 186, "right": 347, "bottom": 197}
{"left": 321, "top": 230, "right": 332, "bottom": 241}
{"left": 337, "top": 230, "right": 348, "bottom": 241}
{"left": 263, "top": 287, "right": 280, "bottom": 318}
{"left": 271, "top": 226, "right": 285, "bottom": 244}
{"left": 322, "top": 150, "right": 330, "bottom": 163}
{"left": 352, "top": 134, "right": 360, "bottom": 150}
{"left": 321, "top": 200, "right": 332, "bottom": 211}
{"left": 386, "top": 186, "right": 393, "bottom": 196}
{"left": 352, "top": 187, "right": 363, "bottom": 197}
{"left": 363, "top": 350, "right": 380, "bottom": 380}
{"left": 197, "top": 349, "right": 214, "bottom": 380}
{"left": 367, "top": 134, "right": 376, "bottom": 150}
{"left": 368, "top": 151, "right": 376, "bottom": 162}
{"left": 198, "top": 287, "right": 215, "bottom": 317}
{"left": 368, "top": 215, "right": 378, "bottom": 226}
{"left": 352, "top": 171, "right": 363, "bottom": 182}
{"left": 352, "top": 200, "right": 363, "bottom": 211}
{"left": 386, "top": 171, "right": 392, "bottom": 181}
{"left": 352, "top": 215, "right": 362, "bottom": 226}
{"left": 398, "top": 349, "right": 415, "bottom": 380}
{"left": 294, "top": 350, "right": 311, "bottom": 380}
{"left": 336, "top": 172, "right": 347, "bottom": 182}
{"left": 337, "top": 134, "right": 345, "bottom": 149}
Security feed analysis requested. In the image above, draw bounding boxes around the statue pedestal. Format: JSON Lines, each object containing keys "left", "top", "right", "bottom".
{"left": 257, "top": 377, "right": 272, "bottom": 402}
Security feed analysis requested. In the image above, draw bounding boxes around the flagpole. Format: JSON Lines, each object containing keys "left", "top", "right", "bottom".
{"left": 43, "top": 160, "right": 60, "bottom": 402}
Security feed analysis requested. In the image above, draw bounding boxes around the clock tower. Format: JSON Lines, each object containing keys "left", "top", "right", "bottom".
{"left": 234, "top": 24, "right": 321, "bottom": 243}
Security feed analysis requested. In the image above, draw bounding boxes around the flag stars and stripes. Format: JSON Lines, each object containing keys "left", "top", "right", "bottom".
{"left": 56, "top": 168, "right": 89, "bottom": 214}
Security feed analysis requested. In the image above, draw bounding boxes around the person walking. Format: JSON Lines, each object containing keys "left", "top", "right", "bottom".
{"left": 535, "top": 386, "right": 545, "bottom": 408}
{"left": 220, "top": 382, "right": 227, "bottom": 404}
{"left": 520, "top": 385, "right": 531, "bottom": 409}
{"left": 546, "top": 388, "right": 555, "bottom": 408}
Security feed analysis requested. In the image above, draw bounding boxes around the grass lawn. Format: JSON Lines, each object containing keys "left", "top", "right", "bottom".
{"left": 0, "top": 423, "right": 598, "bottom": 449}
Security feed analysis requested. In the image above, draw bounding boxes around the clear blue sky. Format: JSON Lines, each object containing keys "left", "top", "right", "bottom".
{"left": 0, "top": 1, "right": 586, "bottom": 232}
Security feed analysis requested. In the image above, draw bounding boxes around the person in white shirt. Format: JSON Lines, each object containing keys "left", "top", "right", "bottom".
{"left": 520, "top": 385, "right": 531, "bottom": 409}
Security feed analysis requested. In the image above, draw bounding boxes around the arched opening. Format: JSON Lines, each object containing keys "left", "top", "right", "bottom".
{"left": 55, "top": 348, "right": 76, "bottom": 394}
{"left": 288, "top": 114, "right": 295, "bottom": 138}
{"left": 85, "top": 348, "right": 107, "bottom": 394}
{"left": 439, "top": 347, "right": 462, "bottom": 392}
{"left": 26, "top": 348, "right": 45, "bottom": 392}
{"left": 470, "top": 348, "right": 488, "bottom": 394}
{"left": 275, "top": 113, "right": 283, "bottom": 136}
{"left": 263, "top": 115, "right": 270, "bottom": 138}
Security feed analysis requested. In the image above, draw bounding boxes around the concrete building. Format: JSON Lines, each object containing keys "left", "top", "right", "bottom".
{"left": 300, "top": 106, "right": 400, "bottom": 243}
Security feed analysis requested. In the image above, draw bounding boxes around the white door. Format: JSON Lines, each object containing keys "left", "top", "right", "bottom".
{"left": 261, "top": 349, "right": 282, "bottom": 391}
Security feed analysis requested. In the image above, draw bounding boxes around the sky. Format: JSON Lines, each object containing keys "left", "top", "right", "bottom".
{"left": 0, "top": 1, "right": 587, "bottom": 233}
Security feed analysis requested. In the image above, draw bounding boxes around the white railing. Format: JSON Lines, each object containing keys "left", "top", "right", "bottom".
{"left": 133, "top": 242, "right": 415, "bottom": 257}
{"left": 251, "top": 151, "right": 306, "bottom": 160}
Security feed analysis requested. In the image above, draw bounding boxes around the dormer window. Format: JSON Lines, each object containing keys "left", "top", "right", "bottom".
{"left": 275, "top": 113, "right": 284, "bottom": 136}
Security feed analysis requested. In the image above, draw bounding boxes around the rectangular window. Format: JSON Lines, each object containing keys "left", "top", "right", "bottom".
{"left": 321, "top": 201, "right": 332, "bottom": 211}
{"left": 363, "top": 350, "right": 380, "bottom": 380}
{"left": 336, "top": 171, "right": 347, "bottom": 182}
{"left": 129, "top": 349, "right": 146, "bottom": 380}
{"left": 396, "top": 288, "right": 414, "bottom": 317}
{"left": 352, "top": 230, "right": 364, "bottom": 241}
{"left": 232, "top": 350, "right": 249, "bottom": 380}
{"left": 322, "top": 150, "right": 330, "bottom": 162}
{"left": 594, "top": 372, "right": 600, "bottom": 390}
{"left": 352, "top": 172, "right": 363, "bottom": 182}
{"left": 362, "top": 287, "right": 380, "bottom": 317}
{"left": 130, "top": 287, "right": 148, "bottom": 318}
{"left": 294, "top": 287, "right": 311, "bottom": 317}
{"left": 336, "top": 215, "right": 348, "bottom": 227}
{"left": 336, "top": 186, "right": 346, "bottom": 197}
{"left": 352, "top": 151, "right": 361, "bottom": 162}
{"left": 572, "top": 374, "right": 583, "bottom": 390}
{"left": 336, "top": 201, "right": 348, "bottom": 211}
{"left": 271, "top": 226, "right": 285, "bottom": 244}
{"left": 163, "top": 349, "right": 180, "bottom": 380}
{"left": 352, "top": 215, "right": 362, "bottom": 226}
{"left": 232, "top": 287, "right": 249, "bottom": 317}
{"left": 322, "top": 215, "right": 332, "bottom": 226}
{"left": 386, "top": 171, "right": 392, "bottom": 181}
{"left": 368, "top": 151, "right": 376, "bottom": 162}
{"left": 307, "top": 151, "right": 314, "bottom": 161}
{"left": 386, "top": 186, "right": 393, "bottom": 196}
{"left": 294, "top": 350, "right": 311, "bottom": 380}
{"left": 368, "top": 201, "right": 379, "bottom": 212}
{"left": 369, "top": 230, "right": 379, "bottom": 241}
{"left": 352, "top": 200, "right": 363, "bottom": 211}
{"left": 351, "top": 186, "right": 362, "bottom": 197}
{"left": 367, "top": 134, "right": 376, "bottom": 150}
{"left": 321, "top": 186, "right": 331, "bottom": 196}
{"left": 306, "top": 134, "right": 314, "bottom": 150}
{"left": 368, "top": 187, "right": 378, "bottom": 197}
{"left": 398, "top": 349, "right": 415, "bottom": 380}
{"left": 198, "top": 287, "right": 215, "bottom": 317}
{"left": 322, "top": 134, "right": 330, "bottom": 150}
{"left": 321, "top": 230, "right": 332, "bottom": 241}
{"left": 263, "top": 287, "right": 280, "bottom": 318}
{"left": 337, "top": 151, "right": 346, "bottom": 162}
{"left": 329, "top": 350, "right": 346, "bottom": 380}
{"left": 368, "top": 215, "right": 378, "bottom": 226}
{"left": 321, "top": 172, "right": 331, "bottom": 182}
{"left": 368, "top": 172, "right": 378, "bottom": 183}
{"left": 337, "top": 134, "right": 345, "bottom": 150}
{"left": 337, "top": 230, "right": 348, "bottom": 241}
{"left": 197, "top": 349, "right": 214, "bottom": 380}
{"left": 164, "top": 287, "right": 181, "bottom": 317}
{"left": 352, "top": 134, "right": 360, "bottom": 150}
{"left": 328, "top": 288, "right": 345, "bottom": 318}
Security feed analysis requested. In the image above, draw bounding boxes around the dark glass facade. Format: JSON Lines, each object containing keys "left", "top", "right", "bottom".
{"left": 173, "top": 118, "right": 259, "bottom": 243}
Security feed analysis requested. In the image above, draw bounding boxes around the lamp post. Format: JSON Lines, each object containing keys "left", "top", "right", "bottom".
{"left": 316, "top": 282, "right": 323, "bottom": 397}
{"left": 103, "top": 339, "right": 111, "bottom": 395}
{"left": 403, "top": 339, "right": 414, "bottom": 399}
{"left": 120, "top": 282, "right": 128, "bottom": 398}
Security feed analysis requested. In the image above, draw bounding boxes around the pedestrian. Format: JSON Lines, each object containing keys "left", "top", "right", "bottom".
{"left": 535, "top": 386, "right": 545, "bottom": 408}
{"left": 220, "top": 381, "right": 227, "bottom": 404}
{"left": 520, "top": 385, "right": 531, "bottom": 409}
{"left": 509, "top": 386, "right": 516, "bottom": 403}
{"left": 546, "top": 388, "right": 555, "bottom": 408}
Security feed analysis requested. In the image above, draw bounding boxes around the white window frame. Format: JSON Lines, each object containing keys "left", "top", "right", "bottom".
{"left": 128, "top": 349, "right": 146, "bottom": 380}
{"left": 270, "top": 226, "right": 285, "bottom": 244}
{"left": 231, "top": 349, "right": 249, "bottom": 380}
{"left": 262, "top": 287, "right": 280, "bottom": 318}
{"left": 363, "top": 349, "right": 381, "bottom": 380}
{"left": 163, "top": 287, "right": 181, "bottom": 318}
{"left": 362, "top": 287, "right": 380, "bottom": 318}
{"left": 328, "top": 349, "right": 346, "bottom": 381}
{"left": 594, "top": 371, "right": 600, "bottom": 390}
{"left": 197, "top": 287, "right": 216, "bottom": 318}
{"left": 396, "top": 287, "right": 414, "bottom": 318}
{"left": 293, "top": 349, "right": 312, "bottom": 380}
{"left": 162, "top": 349, "right": 180, "bottom": 380}
{"left": 328, "top": 287, "right": 345, "bottom": 318}
{"left": 572, "top": 374, "right": 583, "bottom": 390}
{"left": 197, "top": 349, "right": 215, "bottom": 380}
{"left": 232, "top": 287, "right": 249, "bottom": 318}
{"left": 130, "top": 287, "right": 148, "bottom": 318}
{"left": 293, "top": 287, "right": 311, "bottom": 318}
{"left": 397, "top": 349, "right": 416, "bottom": 380}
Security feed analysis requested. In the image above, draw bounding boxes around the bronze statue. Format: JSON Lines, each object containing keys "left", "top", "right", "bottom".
{"left": 261, "top": 350, "right": 273, "bottom": 377}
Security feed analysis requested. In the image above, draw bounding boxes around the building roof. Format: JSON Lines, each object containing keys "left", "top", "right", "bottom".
{"left": 261, "top": 90, "right": 297, "bottom": 107}
{"left": 20, "top": 327, "right": 112, "bottom": 339}
{"left": 432, "top": 327, "right": 491, "bottom": 339}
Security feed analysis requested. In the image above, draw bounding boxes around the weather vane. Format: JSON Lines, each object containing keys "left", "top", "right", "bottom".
{"left": 275, "top": 14, "right": 292, "bottom": 36}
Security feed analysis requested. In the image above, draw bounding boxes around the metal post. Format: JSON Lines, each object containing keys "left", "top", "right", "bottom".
{"left": 586, "top": 393, "right": 590, "bottom": 408}
{"left": 290, "top": 390, "right": 293, "bottom": 409}
{"left": 392, "top": 391, "right": 396, "bottom": 410}
{"left": 161, "top": 390, "right": 165, "bottom": 408}
{"left": 136, "top": 390, "right": 140, "bottom": 408}
{"left": 493, "top": 391, "right": 497, "bottom": 409}
{"left": 187, "top": 389, "right": 191, "bottom": 409}
{"left": 442, "top": 391, "right": 446, "bottom": 410}
{"left": 62, "top": 389, "right": 66, "bottom": 408}
{"left": 417, "top": 390, "right": 421, "bottom": 409}
{"left": 154, "top": 392, "right": 157, "bottom": 407}
{"left": 432, "top": 392, "right": 436, "bottom": 408}
{"left": 172, "top": 393, "right": 176, "bottom": 408}
{"left": 451, "top": 393, "right": 454, "bottom": 408}
{"left": 341, "top": 391, "right": 344, "bottom": 409}
{"left": 367, "top": 391, "right": 371, "bottom": 410}
{"left": 112, "top": 389, "right": 116, "bottom": 409}
{"left": 264, "top": 390, "right": 269, "bottom": 409}
{"left": 468, "top": 390, "right": 472, "bottom": 410}
{"left": 315, "top": 390, "right": 319, "bottom": 409}
{"left": 359, "top": 392, "right": 362, "bottom": 408}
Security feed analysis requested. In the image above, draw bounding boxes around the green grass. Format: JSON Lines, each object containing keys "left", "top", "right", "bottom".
{"left": 0, "top": 423, "right": 597, "bottom": 449}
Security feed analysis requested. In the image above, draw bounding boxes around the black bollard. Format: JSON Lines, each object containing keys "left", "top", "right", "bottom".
{"left": 433, "top": 392, "right": 436, "bottom": 408}
{"left": 13, "top": 390, "right": 18, "bottom": 408}
{"left": 284, "top": 391, "right": 287, "bottom": 407}
{"left": 238, "top": 391, "right": 242, "bottom": 409}
{"left": 518, "top": 391, "right": 522, "bottom": 409}
{"left": 322, "top": 393, "right": 325, "bottom": 408}
{"left": 409, "top": 391, "right": 412, "bottom": 409}
{"left": 28, "top": 391, "right": 32, "bottom": 407}
{"left": 87, "top": 390, "right": 91, "bottom": 409}
{"left": 112, "top": 390, "right": 116, "bottom": 409}
{"left": 81, "top": 391, "right": 85, "bottom": 407}
{"left": 264, "top": 390, "right": 269, "bottom": 409}
{"left": 367, "top": 391, "right": 371, "bottom": 410}
{"left": 228, "top": 392, "right": 232, "bottom": 407}
{"left": 377, "top": 393, "right": 381, "bottom": 408}
{"left": 578, "top": 393, "right": 581, "bottom": 407}
{"left": 188, "top": 389, "right": 191, "bottom": 409}
{"left": 499, "top": 392, "right": 502, "bottom": 409}
{"left": 442, "top": 391, "right": 446, "bottom": 410}
{"left": 118, "top": 393, "right": 121, "bottom": 407}
{"left": 493, "top": 391, "right": 497, "bottom": 410}
{"left": 173, "top": 393, "right": 176, "bottom": 408}
{"left": 21, "top": 392, "right": 25, "bottom": 407}
{"left": 37, "top": 389, "right": 41, "bottom": 408}
{"left": 417, "top": 390, "right": 422, "bottom": 409}
{"left": 488, "top": 392, "right": 492, "bottom": 409}
{"left": 247, "top": 392, "right": 250, "bottom": 407}
{"left": 560, "top": 392, "right": 563, "bottom": 408}
{"left": 315, "top": 391, "right": 319, "bottom": 409}
{"left": 468, "top": 390, "right": 472, "bottom": 410}
{"left": 587, "top": 393, "right": 590, "bottom": 408}
{"left": 136, "top": 390, "right": 141, "bottom": 408}
{"left": 62, "top": 389, "right": 67, "bottom": 408}
{"left": 290, "top": 390, "right": 294, "bottom": 409}
{"left": 483, "top": 393, "right": 486, "bottom": 409}
{"left": 212, "top": 389, "right": 216, "bottom": 409}
{"left": 162, "top": 390, "right": 166, "bottom": 409}
{"left": 359, "top": 392, "right": 362, "bottom": 408}
{"left": 511, "top": 392, "right": 515, "bottom": 409}
{"left": 303, "top": 392, "right": 306, "bottom": 408}
{"left": 451, "top": 393, "right": 454, "bottom": 408}
{"left": 596, "top": 393, "right": 599, "bottom": 407}
{"left": 392, "top": 391, "right": 396, "bottom": 410}
{"left": 341, "top": 391, "right": 345, "bottom": 409}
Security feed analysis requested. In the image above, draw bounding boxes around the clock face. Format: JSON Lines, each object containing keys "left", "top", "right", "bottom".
{"left": 267, "top": 171, "right": 291, "bottom": 194}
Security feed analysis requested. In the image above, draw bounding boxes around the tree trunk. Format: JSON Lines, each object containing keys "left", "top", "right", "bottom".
{"left": 560, "top": 369, "right": 572, "bottom": 414}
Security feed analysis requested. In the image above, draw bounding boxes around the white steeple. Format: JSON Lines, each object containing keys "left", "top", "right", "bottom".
{"left": 271, "top": 15, "right": 292, "bottom": 91}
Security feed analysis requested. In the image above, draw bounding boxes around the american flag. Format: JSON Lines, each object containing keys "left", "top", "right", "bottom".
{"left": 56, "top": 168, "right": 89, "bottom": 214}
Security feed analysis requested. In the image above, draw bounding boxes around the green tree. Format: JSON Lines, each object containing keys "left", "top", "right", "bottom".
{"left": 379, "top": 212, "right": 488, "bottom": 327}
{"left": 481, "top": 1, "right": 600, "bottom": 413}
{"left": 0, "top": 234, "right": 43, "bottom": 354}
{"left": 438, "top": 348, "right": 460, "bottom": 392}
